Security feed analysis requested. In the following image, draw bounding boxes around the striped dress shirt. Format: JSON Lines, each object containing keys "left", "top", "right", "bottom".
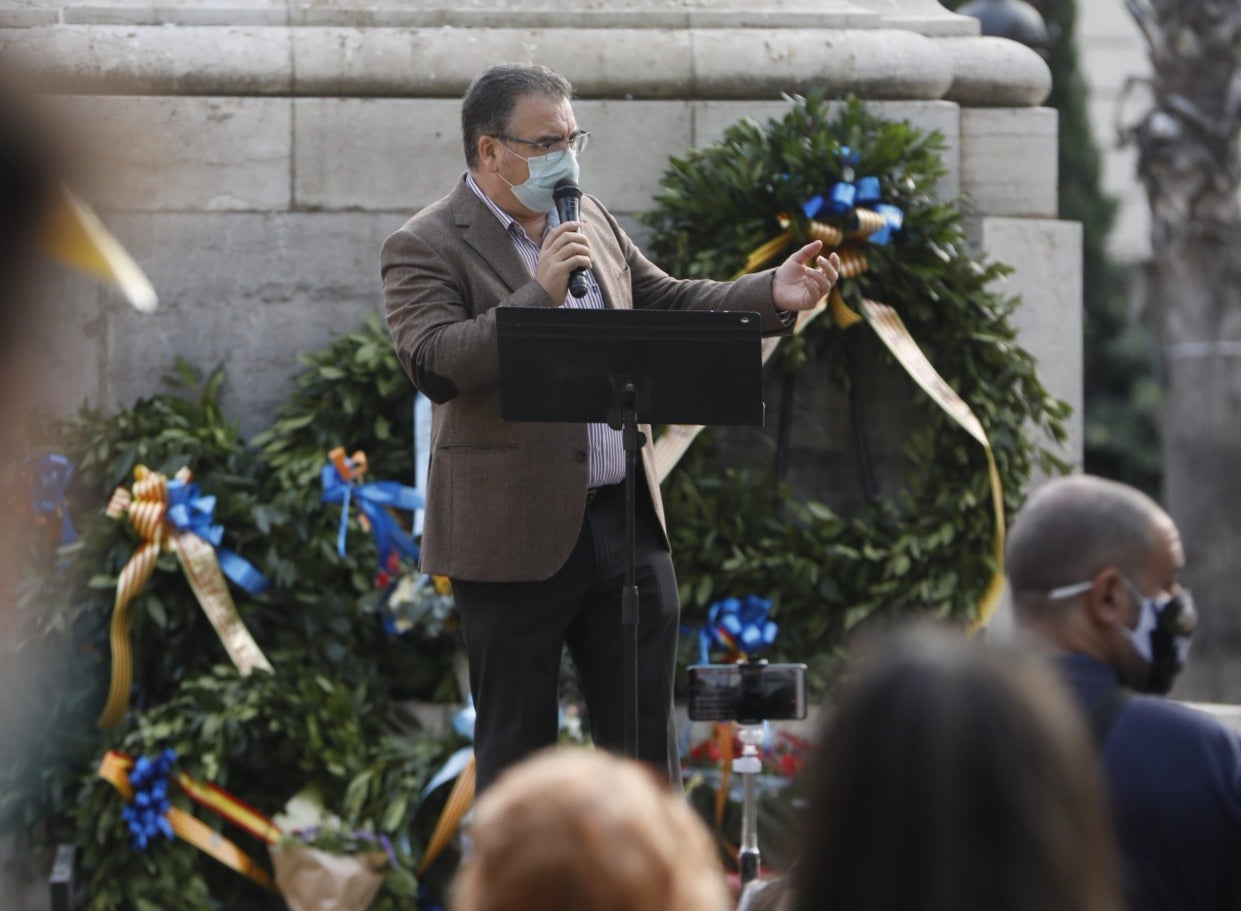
{"left": 466, "top": 174, "right": 626, "bottom": 488}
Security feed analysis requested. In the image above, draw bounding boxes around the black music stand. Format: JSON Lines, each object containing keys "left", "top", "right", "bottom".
{"left": 496, "top": 307, "right": 765, "bottom": 760}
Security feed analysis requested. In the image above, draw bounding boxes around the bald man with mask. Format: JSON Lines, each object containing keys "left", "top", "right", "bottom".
{"left": 1007, "top": 474, "right": 1241, "bottom": 911}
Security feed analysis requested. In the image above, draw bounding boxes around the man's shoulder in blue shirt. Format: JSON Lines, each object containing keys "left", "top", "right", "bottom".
{"left": 1057, "top": 652, "right": 1241, "bottom": 911}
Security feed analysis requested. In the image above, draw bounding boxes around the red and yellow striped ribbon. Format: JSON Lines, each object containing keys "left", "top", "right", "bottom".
{"left": 806, "top": 220, "right": 844, "bottom": 248}
{"left": 850, "top": 208, "right": 887, "bottom": 238}
{"left": 329, "top": 446, "right": 367, "bottom": 482}
{"left": 735, "top": 229, "right": 794, "bottom": 278}
{"left": 327, "top": 446, "right": 374, "bottom": 533}
{"left": 175, "top": 772, "right": 282, "bottom": 845}
{"left": 98, "top": 751, "right": 279, "bottom": 892}
{"left": 98, "top": 465, "right": 273, "bottom": 728}
{"left": 833, "top": 246, "right": 869, "bottom": 281}
{"left": 712, "top": 721, "right": 735, "bottom": 831}
{"left": 99, "top": 468, "right": 171, "bottom": 727}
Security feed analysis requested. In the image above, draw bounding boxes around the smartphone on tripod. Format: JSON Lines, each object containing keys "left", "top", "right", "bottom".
{"left": 686, "top": 660, "right": 808, "bottom": 885}
{"left": 687, "top": 661, "right": 807, "bottom": 724}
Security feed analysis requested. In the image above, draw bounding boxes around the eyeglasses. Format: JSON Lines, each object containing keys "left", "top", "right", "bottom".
{"left": 498, "top": 130, "right": 591, "bottom": 158}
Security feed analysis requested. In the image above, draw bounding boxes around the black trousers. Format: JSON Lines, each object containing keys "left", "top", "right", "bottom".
{"left": 451, "top": 480, "right": 682, "bottom": 794}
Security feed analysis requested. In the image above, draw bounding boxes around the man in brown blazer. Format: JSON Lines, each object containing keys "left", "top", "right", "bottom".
{"left": 382, "top": 63, "right": 839, "bottom": 792}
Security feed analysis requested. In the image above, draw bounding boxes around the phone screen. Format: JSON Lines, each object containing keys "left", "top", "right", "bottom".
{"left": 687, "top": 663, "right": 807, "bottom": 723}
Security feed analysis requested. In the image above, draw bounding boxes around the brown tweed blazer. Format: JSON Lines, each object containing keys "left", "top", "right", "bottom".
{"left": 381, "top": 174, "right": 789, "bottom": 582}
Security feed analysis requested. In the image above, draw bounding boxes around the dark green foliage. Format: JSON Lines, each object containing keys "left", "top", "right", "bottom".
{"left": 4, "top": 334, "right": 463, "bottom": 911}
{"left": 643, "top": 96, "right": 1070, "bottom": 688}
{"left": 4, "top": 360, "right": 270, "bottom": 842}
{"left": 72, "top": 667, "right": 445, "bottom": 911}
{"left": 249, "top": 315, "right": 458, "bottom": 704}
{"left": 253, "top": 314, "right": 417, "bottom": 492}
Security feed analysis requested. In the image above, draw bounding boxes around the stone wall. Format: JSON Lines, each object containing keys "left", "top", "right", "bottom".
{"left": 2, "top": 0, "right": 1078, "bottom": 457}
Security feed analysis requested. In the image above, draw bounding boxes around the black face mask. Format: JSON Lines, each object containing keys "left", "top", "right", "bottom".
{"left": 1137, "top": 589, "right": 1198, "bottom": 695}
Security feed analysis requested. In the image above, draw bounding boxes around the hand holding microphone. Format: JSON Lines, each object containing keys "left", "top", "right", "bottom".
{"left": 553, "top": 178, "right": 590, "bottom": 299}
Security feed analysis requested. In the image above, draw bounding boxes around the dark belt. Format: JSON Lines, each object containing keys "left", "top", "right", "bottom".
{"left": 585, "top": 484, "right": 619, "bottom": 507}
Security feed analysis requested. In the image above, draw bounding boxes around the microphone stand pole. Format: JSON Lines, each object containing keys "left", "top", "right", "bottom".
{"left": 620, "top": 381, "right": 644, "bottom": 759}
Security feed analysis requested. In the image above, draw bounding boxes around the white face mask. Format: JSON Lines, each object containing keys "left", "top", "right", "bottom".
{"left": 1116, "top": 575, "right": 1196, "bottom": 693}
{"left": 1048, "top": 575, "right": 1197, "bottom": 694}
{"left": 499, "top": 145, "right": 580, "bottom": 213}
{"left": 1117, "top": 587, "right": 1160, "bottom": 664}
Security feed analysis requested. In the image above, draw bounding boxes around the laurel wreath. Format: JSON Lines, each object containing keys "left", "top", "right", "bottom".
{"left": 641, "top": 95, "right": 1070, "bottom": 683}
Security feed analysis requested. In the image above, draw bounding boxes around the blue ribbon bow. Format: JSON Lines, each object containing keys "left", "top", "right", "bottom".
{"left": 801, "top": 195, "right": 904, "bottom": 244}
{"left": 123, "top": 749, "right": 176, "bottom": 850}
{"left": 29, "top": 453, "right": 77, "bottom": 546}
{"left": 165, "top": 477, "right": 269, "bottom": 595}
{"left": 826, "top": 181, "right": 857, "bottom": 215}
{"left": 855, "top": 175, "right": 882, "bottom": 205}
{"left": 800, "top": 146, "right": 904, "bottom": 246}
{"left": 698, "top": 594, "right": 778, "bottom": 664}
{"left": 320, "top": 460, "right": 423, "bottom": 570}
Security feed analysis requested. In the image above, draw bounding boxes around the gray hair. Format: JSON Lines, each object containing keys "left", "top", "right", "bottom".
{"left": 1006, "top": 474, "right": 1168, "bottom": 614}
{"left": 461, "top": 64, "right": 574, "bottom": 170}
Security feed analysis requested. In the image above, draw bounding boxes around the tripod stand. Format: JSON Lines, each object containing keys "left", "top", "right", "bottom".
{"left": 734, "top": 723, "right": 765, "bottom": 886}
{"left": 687, "top": 659, "right": 808, "bottom": 887}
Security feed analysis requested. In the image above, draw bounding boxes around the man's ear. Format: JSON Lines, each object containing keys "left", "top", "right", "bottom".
{"left": 1084, "top": 567, "right": 1125, "bottom": 626}
{"left": 478, "top": 136, "right": 502, "bottom": 173}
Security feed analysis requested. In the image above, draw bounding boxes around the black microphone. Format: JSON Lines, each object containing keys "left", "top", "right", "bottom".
{"left": 553, "top": 178, "right": 590, "bottom": 299}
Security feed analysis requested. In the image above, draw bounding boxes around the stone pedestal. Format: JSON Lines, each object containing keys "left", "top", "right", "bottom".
{"left": 0, "top": 1, "right": 1075, "bottom": 460}
{"left": 851, "top": 0, "right": 980, "bottom": 35}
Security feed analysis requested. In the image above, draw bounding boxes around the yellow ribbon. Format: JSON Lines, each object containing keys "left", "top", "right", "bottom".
{"left": 653, "top": 296, "right": 830, "bottom": 483}
{"left": 818, "top": 262, "right": 1006, "bottom": 629}
{"left": 418, "top": 753, "right": 476, "bottom": 875}
{"left": 97, "top": 465, "right": 273, "bottom": 728}
{"left": 654, "top": 216, "right": 1006, "bottom": 630}
{"left": 733, "top": 229, "right": 793, "bottom": 279}
{"left": 854, "top": 299, "right": 1006, "bottom": 631}
{"left": 98, "top": 751, "right": 279, "bottom": 892}
{"left": 42, "top": 185, "right": 157, "bottom": 312}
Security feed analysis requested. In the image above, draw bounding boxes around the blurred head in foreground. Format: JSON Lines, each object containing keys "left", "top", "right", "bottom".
{"left": 0, "top": 78, "right": 61, "bottom": 430}
{"left": 790, "top": 625, "right": 1123, "bottom": 911}
{"left": 0, "top": 76, "right": 63, "bottom": 617}
{"left": 452, "top": 748, "right": 729, "bottom": 911}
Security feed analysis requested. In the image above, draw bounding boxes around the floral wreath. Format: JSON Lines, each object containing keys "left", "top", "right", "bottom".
{"left": 642, "top": 96, "right": 1069, "bottom": 678}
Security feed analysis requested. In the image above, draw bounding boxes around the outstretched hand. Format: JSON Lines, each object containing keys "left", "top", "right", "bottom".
{"left": 771, "top": 241, "right": 840, "bottom": 312}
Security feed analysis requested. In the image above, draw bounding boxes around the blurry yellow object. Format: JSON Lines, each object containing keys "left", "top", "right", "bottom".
{"left": 42, "top": 184, "right": 157, "bottom": 312}
{"left": 419, "top": 752, "right": 474, "bottom": 875}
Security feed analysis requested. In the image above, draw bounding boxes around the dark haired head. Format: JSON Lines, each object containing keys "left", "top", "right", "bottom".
{"left": 0, "top": 83, "right": 59, "bottom": 340}
{"left": 791, "top": 625, "right": 1122, "bottom": 911}
{"left": 460, "top": 64, "right": 573, "bottom": 170}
